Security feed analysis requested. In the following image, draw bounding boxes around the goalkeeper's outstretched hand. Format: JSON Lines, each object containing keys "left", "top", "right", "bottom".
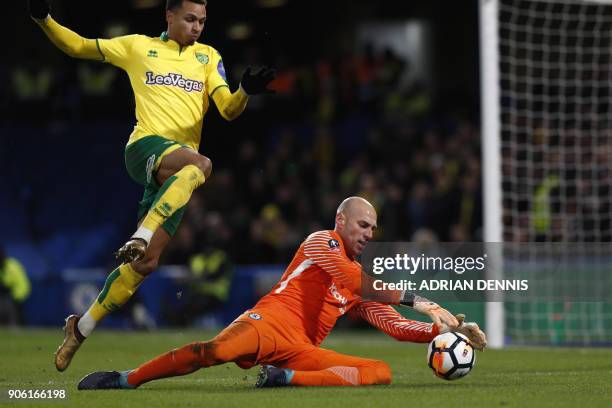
{"left": 240, "top": 66, "right": 276, "bottom": 95}
{"left": 452, "top": 313, "right": 487, "bottom": 351}
{"left": 28, "top": 0, "right": 50, "bottom": 19}
{"left": 400, "top": 292, "right": 460, "bottom": 330}
{"left": 412, "top": 299, "right": 460, "bottom": 331}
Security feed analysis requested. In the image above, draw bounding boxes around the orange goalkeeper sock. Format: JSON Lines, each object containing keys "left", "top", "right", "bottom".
{"left": 127, "top": 342, "right": 206, "bottom": 387}
{"left": 127, "top": 323, "right": 260, "bottom": 387}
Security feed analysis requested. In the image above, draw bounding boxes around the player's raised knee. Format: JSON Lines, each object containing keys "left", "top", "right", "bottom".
{"left": 131, "top": 256, "right": 159, "bottom": 276}
{"left": 194, "top": 155, "right": 212, "bottom": 179}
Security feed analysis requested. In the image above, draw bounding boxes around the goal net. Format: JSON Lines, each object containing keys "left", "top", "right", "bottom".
{"left": 481, "top": 0, "right": 612, "bottom": 346}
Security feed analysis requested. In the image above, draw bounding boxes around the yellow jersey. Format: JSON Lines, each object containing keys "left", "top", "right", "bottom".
{"left": 97, "top": 32, "right": 228, "bottom": 150}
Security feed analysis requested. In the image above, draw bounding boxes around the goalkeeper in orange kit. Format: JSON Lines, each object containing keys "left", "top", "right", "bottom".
{"left": 77, "top": 197, "right": 486, "bottom": 389}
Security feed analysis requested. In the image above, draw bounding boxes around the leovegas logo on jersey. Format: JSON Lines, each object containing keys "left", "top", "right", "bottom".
{"left": 145, "top": 71, "right": 204, "bottom": 93}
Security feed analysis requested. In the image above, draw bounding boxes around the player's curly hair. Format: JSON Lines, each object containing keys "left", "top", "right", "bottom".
{"left": 166, "top": 0, "right": 207, "bottom": 11}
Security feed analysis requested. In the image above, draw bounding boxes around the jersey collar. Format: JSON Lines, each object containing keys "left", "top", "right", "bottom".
{"left": 160, "top": 31, "right": 193, "bottom": 54}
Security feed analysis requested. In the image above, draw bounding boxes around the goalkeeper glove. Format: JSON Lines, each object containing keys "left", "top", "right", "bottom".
{"left": 240, "top": 66, "right": 276, "bottom": 95}
{"left": 400, "top": 292, "right": 459, "bottom": 331}
{"left": 450, "top": 313, "right": 487, "bottom": 351}
{"left": 28, "top": 0, "right": 50, "bottom": 19}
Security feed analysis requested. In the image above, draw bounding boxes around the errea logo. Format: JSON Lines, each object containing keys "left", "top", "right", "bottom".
{"left": 145, "top": 154, "right": 156, "bottom": 183}
{"left": 147, "top": 50, "right": 158, "bottom": 58}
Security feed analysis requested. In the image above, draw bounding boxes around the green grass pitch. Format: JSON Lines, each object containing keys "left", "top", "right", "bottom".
{"left": 1, "top": 328, "right": 611, "bottom": 407}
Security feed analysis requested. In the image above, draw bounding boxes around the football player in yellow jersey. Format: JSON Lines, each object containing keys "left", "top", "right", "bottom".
{"left": 28, "top": 0, "right": 276, "bottom": 372}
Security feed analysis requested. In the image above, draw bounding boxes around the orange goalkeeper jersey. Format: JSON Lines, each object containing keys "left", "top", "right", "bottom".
{"left": 253, "top": 230, "right": 438, "bottom": 346}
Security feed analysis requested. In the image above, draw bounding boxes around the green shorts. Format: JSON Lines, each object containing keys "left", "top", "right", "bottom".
{"left": 124, "top": 135, "right": 187, "bottom": 237}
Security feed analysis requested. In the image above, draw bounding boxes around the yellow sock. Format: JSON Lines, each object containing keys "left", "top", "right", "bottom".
{"left": 141, "top": 164, "right": 205, "bottom": 232}
{"left": 88, "top": 263, "right": 145, "bottom": 321}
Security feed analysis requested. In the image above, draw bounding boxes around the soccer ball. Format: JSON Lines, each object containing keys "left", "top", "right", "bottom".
{"left": 427, "top": 332, "right": 475, "bottom": 380}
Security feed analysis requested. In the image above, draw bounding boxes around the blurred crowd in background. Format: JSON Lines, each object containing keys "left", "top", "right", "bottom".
{"left": 163, "top": 45, "right": 483, "bottom": 264}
